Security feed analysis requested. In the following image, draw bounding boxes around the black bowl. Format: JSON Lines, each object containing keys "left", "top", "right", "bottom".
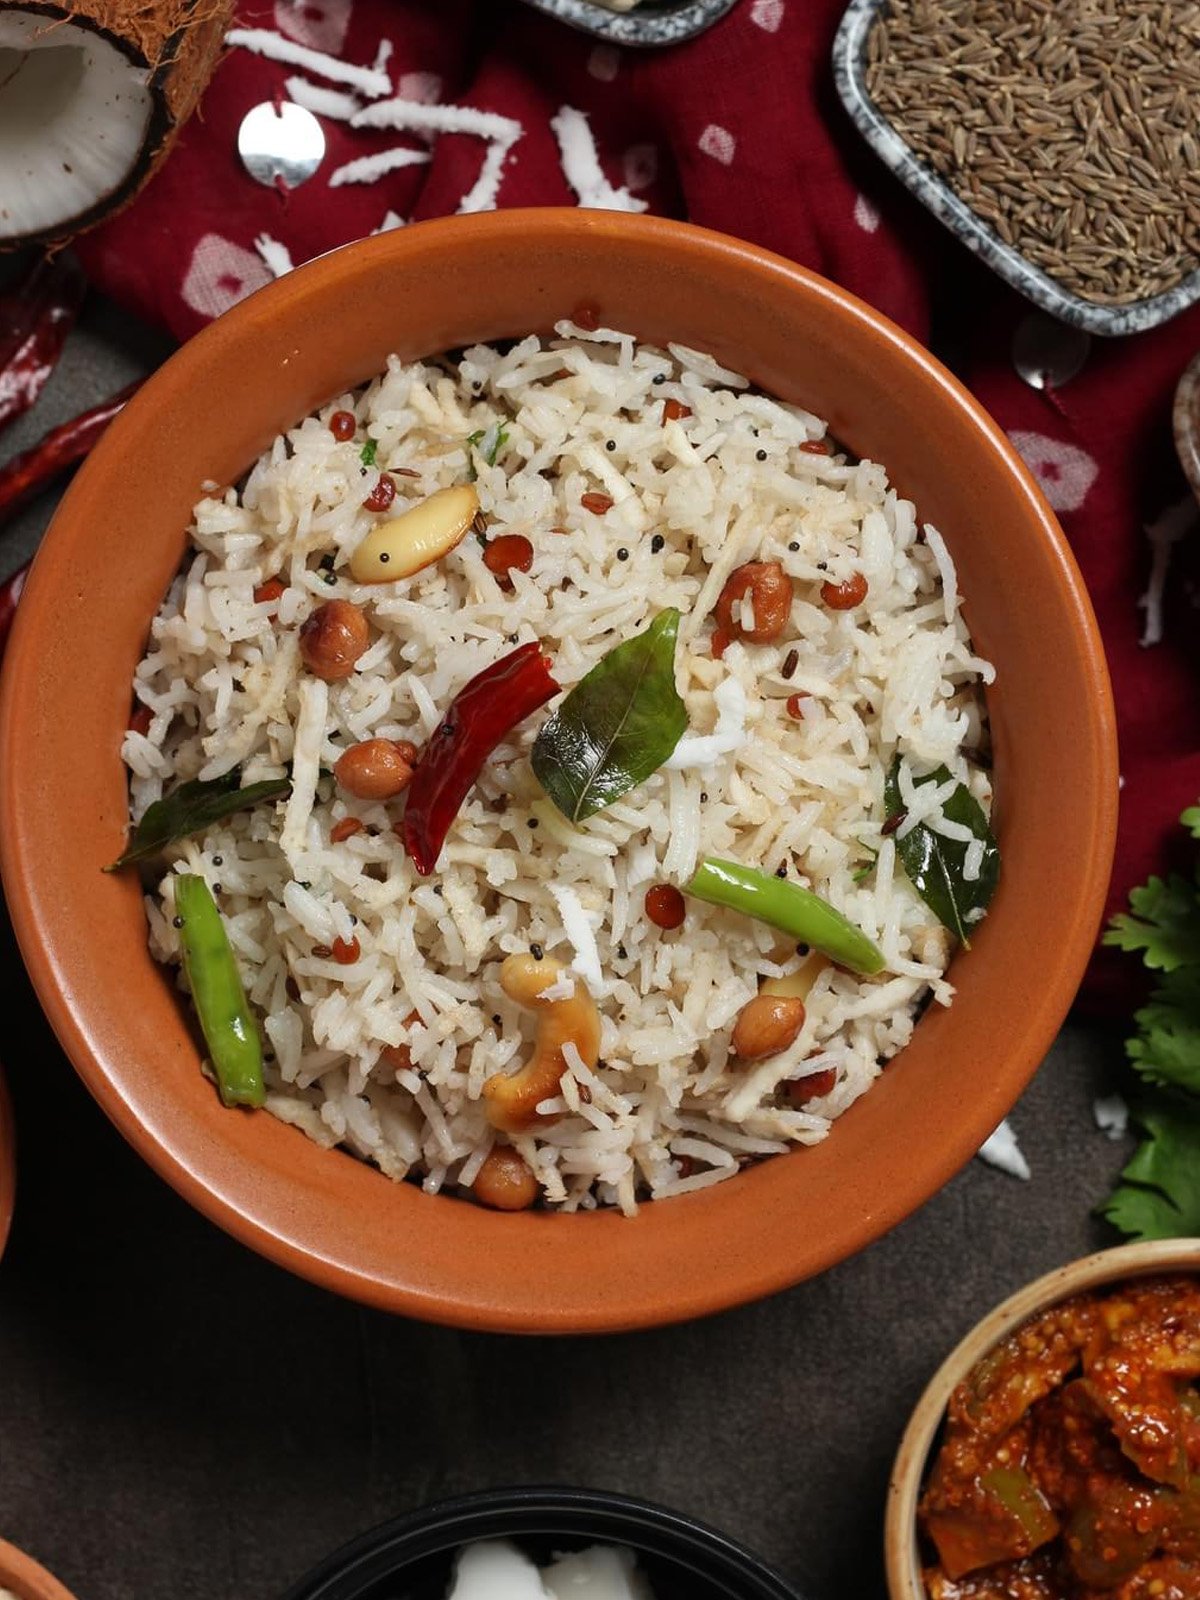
{"left": 281, "top": 1487, "right": 811, "bottom": 1600}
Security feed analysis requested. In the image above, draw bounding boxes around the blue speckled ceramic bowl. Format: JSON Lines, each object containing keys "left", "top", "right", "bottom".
{"left": 521, "top": 0, "right": 737, "bottom": 46}
{"left": 833, "top": 0, "right": 1200, "bottom": 338}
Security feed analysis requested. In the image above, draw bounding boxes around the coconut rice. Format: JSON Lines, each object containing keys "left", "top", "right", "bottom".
{"left": 122, "top": 321, "right": 995, "bottom": 1215}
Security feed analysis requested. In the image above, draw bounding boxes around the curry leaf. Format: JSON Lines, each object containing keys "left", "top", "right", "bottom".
{"left": 107, "top": 770, "right": 290, "bottom": 869}
{"left": 532, "top": 609, "right": 688, "bottom": 823}
{"left": 884, "top": 756, "right": 999, "bottom": 945}
{"left": 359, "top": 438, "right": 378, "bottom": 468}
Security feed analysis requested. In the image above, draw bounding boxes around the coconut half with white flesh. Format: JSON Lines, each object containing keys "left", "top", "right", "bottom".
{"left": 0, "top": 0, "right": 232, "bottom": 248}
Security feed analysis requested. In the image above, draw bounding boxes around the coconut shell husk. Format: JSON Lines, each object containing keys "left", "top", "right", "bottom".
{"left": 5, "top": 0, "right": 234, "bottom": 247}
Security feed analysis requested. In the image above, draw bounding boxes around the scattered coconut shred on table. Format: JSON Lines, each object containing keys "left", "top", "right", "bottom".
{"left": 977, "top": 1118, "right": 1031, "bottom": 1181}
{"left": 1093, "top": 1094, "right": 1129, "bottom": 1142}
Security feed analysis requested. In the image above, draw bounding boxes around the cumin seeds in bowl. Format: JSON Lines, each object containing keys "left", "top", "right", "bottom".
{"left": 841, "top": 0, "right": 1200, "bottom": 333}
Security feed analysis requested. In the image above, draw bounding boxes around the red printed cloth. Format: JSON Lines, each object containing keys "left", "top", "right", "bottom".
{"left": 73, "top": 0, "right": 1200, "bottom": 1008}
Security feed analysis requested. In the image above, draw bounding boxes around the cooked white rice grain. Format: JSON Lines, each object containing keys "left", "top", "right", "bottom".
{"left": 125, "top": 325, "right": 993, "bottom": 1212}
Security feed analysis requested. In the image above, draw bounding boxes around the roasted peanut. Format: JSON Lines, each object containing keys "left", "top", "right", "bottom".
{"left": 715, "top": 561, "right": 792, "bottom": 645}
{"left": 482, "top": 953, "right": 601, "bottom": 1133}
{"left": 299, "top": 599, "right": 370, "bottom": 681}
{"left": 731, "top": 993, "right": 806, "bottom": 1060}
{"left": 350, "top": 484, "right": 479, "bottom": 584}
{"left": 380, "top": 1011, "right": 422, "bottom": 1073}
{"left": 334, "top": 738, "right": 415, "bottom": 800}
{"left": 821, "top": 572, "right": 869, "bottom": 610}
{"left": 473, "top": 1146, "right": 540, "bottom": 1211}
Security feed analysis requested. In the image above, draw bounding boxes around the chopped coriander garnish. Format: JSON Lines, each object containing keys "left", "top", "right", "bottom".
{"left": 359, "top": 438, "right": 378, "bottom": 468}
{"left": 465, "top": 423, "right": 510, "bottom": 480}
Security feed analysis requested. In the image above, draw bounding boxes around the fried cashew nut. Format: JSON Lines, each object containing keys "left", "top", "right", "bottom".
{"left": 482, "top": 953, "right": 601, "bottom": 1133}
{"left": 760, "top": 953, "right": 828, "bottom": 1004}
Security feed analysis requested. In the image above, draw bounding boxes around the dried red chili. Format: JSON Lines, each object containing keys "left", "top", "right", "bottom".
{"left": 0, "top": 255, "right": 87, "bottom": 436}
{"left": 402, "top": 643, "right": 559, "bottom": 875}
{"left": 0, "top": 381, "right": 141, "bottom": 529}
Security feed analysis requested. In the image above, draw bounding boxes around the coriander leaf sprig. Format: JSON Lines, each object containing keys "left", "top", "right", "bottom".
{"left": 1100, "top": 809, "right": 1200, "bottom": 1239}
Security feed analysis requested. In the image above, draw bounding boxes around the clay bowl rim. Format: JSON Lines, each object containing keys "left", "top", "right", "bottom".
{"left": 0, "top": 1065, "right": 13, "bottom": 1263}
{"left": 883, "top": 1239, "right": 1200, "bottom": 1599}
{"left": 0, "top": 1538, "right": 77, "bottom": 1600}
{"left": 0, "top": 210, "right": 1118, "bottom": 1332}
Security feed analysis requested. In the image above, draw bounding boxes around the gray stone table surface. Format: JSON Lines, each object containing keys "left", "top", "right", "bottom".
{"left": 0, "top": 297, "right": 1136, "bottom": 1600}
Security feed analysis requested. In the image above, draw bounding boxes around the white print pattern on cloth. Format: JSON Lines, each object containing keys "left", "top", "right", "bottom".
{"left": 551, "top": 107, "right": 647, "bottom": 213}
{"left": 698, "top": 124, "right": 736, "bottom": 165}
{"left": 624, "top": 144, "right": 658, "bottom": 191}
{"left": 587, "top": 45, "right": 621, "bottom": 81}
{"left": 749, "top": 0, "right": 784, "bottom": 31}
{"left": 1007, "top": 430, "right": 1099, "bottom": 512}
{"left": 274, "top": 0, "right": 352, "bottom": 55}
{"left": 854, "top": 193, "right": 881, "bottom": 233}
{"left": 181, "top": 235, "right": 272, "bottom": 319}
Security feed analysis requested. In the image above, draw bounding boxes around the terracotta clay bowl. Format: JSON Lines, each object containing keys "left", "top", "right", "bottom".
{"left": 0, "top": 1066, "right": 13, "bottom": 1264}
{"left": 0, "top": 1539, "right": 76, "bottom": 1600}
{"left": 0, "top": 210, "right": 1118, "bottom": 1332}
{"left": 885, "top": 1240, "right": 1200, "bottom": 1597}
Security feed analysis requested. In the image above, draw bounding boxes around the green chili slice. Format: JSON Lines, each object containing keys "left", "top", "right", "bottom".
{"left": 685, "top": 857, "right": 885, "bottom": 976}
{"left": 174, "top": 874, "right": 266, "bottom": 1109}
